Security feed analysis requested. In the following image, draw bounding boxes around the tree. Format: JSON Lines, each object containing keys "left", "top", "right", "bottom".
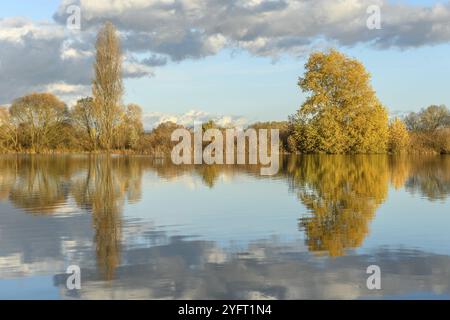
{"left": 404, "top": 105, "right": 450, "bottom": 132}
{"left": 289, "top": 49, "right": 389, "bottom": 154}
{"left": 405, "top": 105, "right": 450, "bottom": 154}
{"left": 404, "top": 112, "right": 422, "bottom": 132}
{"left": 115, "top": 103, "right": 144, "bottom": 150}
{"left": 92, "top": 22, "right": 124, "bottom": 151}
{"left": 9, "top": 93, "right": 66, "bottom": 152}
{"left": 125, "top": 104, "right": 144, "bottom": 150}
{"left": 388, "top": 118, "right": 410, "bottom": 153}
{"left": 0, "top": 106, "right": 20, "bottom": 152}
{"left": 141, "top": 122, "right": 184, "bottom": 156}
{"left": 71, "top": 97, "right": 99, "bottom": 151}
{"left": 250, "top": 121, "right": 289, "bottom": 152}
{"left": 418, "top": 105, "right": 450, "bottom": 131}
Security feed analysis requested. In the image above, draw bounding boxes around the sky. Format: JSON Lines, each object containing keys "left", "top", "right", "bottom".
{"left": 1, "top": 0, "right": 450, "bottom": 128}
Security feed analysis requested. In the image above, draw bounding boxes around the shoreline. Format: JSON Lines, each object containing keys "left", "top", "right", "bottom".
{"left": 0, "top": 151, "right": 448, "bottom": 156}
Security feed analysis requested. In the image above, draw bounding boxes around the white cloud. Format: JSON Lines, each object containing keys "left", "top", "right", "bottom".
{"left": 143, "top": 109, "right": 249, "bottom": 130}
{"left": 0, "top": 17, "right": 91, "bottom": 104}
{"left": 0, "top": 17, "right": 154, "bottom": 104}
{"left": 3, "top": 0, "right": 450, "bottom": 104}
{"left": 43, "top": 82, "right": 90, "bottom": 106}
{"left": 45, "top": 82, "right": 88, "bottom": 95}
{"left": 53, "top": 0, "right": 450, "bottom": 57}
{"left": 123, "top": 59, "right": 155, "bottom": 78}
{"left": 0, "top": 17, "right": 65, "bottom": 43}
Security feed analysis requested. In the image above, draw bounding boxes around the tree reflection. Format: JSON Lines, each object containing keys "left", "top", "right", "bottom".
{"left": 287, "top": 155, "right": 389, "bottom": 257}
{"left": 389, "top": 155, "right": 411, "bottom": 190}
{"left": 6, "top": 156, "right": 75, "bottom": 213}
{"left": 197, "top": 166, "right": 220, "bottom": 188}
{"left": 70, "top": 156, "right": 144, "bottom": 280}
{"left": 404, "top": 156, "right": 450, "bottom": 201}
{"left": 0, "top": 156, "right": 17, "bottom": 201}
{"left": 0, "top": 154, "right": 449, "bottom": 270}
{"left": 0, "top": 155, "right": 145, "bottom": 280}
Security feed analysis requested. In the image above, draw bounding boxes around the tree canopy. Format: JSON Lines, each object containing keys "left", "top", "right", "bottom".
{"left": 289, "top": 49, "right": 389, "bottom": 154}
{"left": 404, "top": 105, "right": 450, "bottom": 132}
{"left": 9, "top": 93, "right": 67, "bottom": 152}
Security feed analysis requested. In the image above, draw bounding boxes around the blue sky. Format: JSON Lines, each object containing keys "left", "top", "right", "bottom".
{"left": 0, "top": 1, "right": 61, "bottom": 20}
{"left": 1, "top": 0, "right": 450, "bottom": 126}
{"left": 125, "top": 44, "right": 450, "bottom": 122}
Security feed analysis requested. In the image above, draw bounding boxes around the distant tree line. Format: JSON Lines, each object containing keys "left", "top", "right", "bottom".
{"left": 404, "top": 105, "right": 450, "bottom": 154}
{"left": 0, "top": 22, "right": 144, "bottom": 154}
{"left": 0, "top": 24, "right": 449, "bottom": 155}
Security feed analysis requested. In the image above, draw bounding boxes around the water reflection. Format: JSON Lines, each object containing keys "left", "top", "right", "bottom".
{"left": 7, "top": 156, "right": 72, "bottom": 214}
{"left": 54, "top": 239, "right": 450, "bottom": 300}
{"left": 404, "top": 156, "right": 450, "bottom": 201}
{"left": 71, "top": 157, "right": 128, "bottom": 280}
{"left": 0, "top": 154, "right": 449, "bottom": 299}
{"left": 286, "top": 155, "right": 389, "bottom": 257}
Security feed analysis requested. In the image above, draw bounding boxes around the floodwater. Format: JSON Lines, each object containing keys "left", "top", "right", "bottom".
{"left": 0, "top": 154, "right": 449, "bottom": 299}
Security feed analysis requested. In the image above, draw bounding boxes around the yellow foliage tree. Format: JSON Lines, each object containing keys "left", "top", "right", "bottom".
{"left": 289, "top": 50, "right": 389, "bottom": 154}
{"left": 388, "top": 118, "right": 410, "bottom": 154}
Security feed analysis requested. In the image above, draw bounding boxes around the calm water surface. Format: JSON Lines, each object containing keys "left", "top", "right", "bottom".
{"left": 0, "top": 155, "right": 449, "bottom": 299}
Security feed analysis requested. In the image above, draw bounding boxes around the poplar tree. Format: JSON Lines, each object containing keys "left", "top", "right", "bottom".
{"left": 92, "top": 22, "right": 124, "bottom": 151}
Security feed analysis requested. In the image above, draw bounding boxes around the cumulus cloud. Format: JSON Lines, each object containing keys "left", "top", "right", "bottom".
{"left": 0, "top": 17, "right": 86, "bottom": 103}
{"left": 143, "top": 109, "right": 249, "bottom": 130}
{"left": 3, "top": 0, "right": 450, "bottom": 104}
{"left": 0, "top": 17, "right": 154, "bottom": 104}
{"left": 53, "top": 0, "right": 450, "bottom": 57}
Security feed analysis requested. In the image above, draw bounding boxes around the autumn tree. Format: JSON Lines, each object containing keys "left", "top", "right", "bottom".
{"left": 403, "top": 112, "right": 421, "bottom": 132}
{"left": 289, "top": 50, "right": 389, "bottom": 154}
{"left": 9, "top": 93, "right": 67, "bottom": 152}
{"left": 115, "top": 103, "right": 144, "bottom": 150}
{"left": 141, "top": 122, "right": 184, "bottom": 156}
{"left": 388, "top": 118, "right": 410, "bottom": 154}
{"left": 92, "top": 22, "right": 124, "bottom": 151}
{"left": 250, "top": 121, "right": 289, "bottom": 152}
{"left": 405, "top": 105, "right": 450, "bottom": 132}
{"left": 71, "top": 97, "right": 99, "bottom": 151}
{"left": 405, "top": 105, "right": 450, "bottom": 154}
{"left": 0, "top": 106, "right": 20, "bottom": 152}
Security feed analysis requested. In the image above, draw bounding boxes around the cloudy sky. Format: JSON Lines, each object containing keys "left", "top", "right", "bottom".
{"left": 1, "top": 0, "right": 450, "bottom": 128}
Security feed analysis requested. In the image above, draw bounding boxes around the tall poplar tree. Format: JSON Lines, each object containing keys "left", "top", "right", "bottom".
{"left": 92, "top": 22, "right": 124, "bottom": 151}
